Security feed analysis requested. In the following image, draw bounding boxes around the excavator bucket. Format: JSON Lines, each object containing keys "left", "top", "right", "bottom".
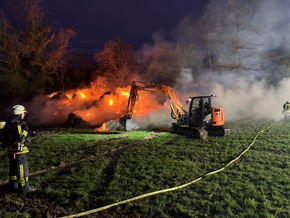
{"left": 119, "top": 115, "right": 129, "bottom": 128}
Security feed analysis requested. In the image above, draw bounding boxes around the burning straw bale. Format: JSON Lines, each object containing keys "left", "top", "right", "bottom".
{"left": 65, "top": 112, "right": 90, "bottom": 128}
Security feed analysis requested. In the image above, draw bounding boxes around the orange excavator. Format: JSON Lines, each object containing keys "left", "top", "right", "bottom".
{"left": 119, "top": 81, "right": 225, "bottom": 138}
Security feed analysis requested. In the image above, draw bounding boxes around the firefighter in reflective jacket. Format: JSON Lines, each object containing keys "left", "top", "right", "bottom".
{"left": 3, "top": 105, "right": 36, "bottom": 194}
{"left": 283, "top": 101, "right": 290, "bottom": 120}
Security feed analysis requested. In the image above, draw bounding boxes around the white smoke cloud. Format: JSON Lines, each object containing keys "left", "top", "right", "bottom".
{"left": 126, "top": 104, "right": 173, "bottom": 131}
{"left": 252, "top": 0, "right": 290, "bottom": 51}
{"left": 198, "top": 73, "right": 288, "bottom": 121}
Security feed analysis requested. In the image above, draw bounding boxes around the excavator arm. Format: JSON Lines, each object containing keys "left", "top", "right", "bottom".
{"left": 119, "top": 81, "right": 188, "bottom": 128}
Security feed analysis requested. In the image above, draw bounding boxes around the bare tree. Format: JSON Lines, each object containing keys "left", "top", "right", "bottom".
{"left": 200, "top": 0, "right": 260, "bottom": 74}
{"left": 94, "top": 39, "right": 135, "bottom": 87}
{"left": 0, "top": 0, "right": 75, "bottom": 103}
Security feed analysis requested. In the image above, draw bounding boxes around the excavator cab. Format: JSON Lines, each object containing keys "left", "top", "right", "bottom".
{"left": 186, "top": 95, "right": 225, "bottom": 136}
{"left": 187, "top": 96, "right": 212, "bottom": 127}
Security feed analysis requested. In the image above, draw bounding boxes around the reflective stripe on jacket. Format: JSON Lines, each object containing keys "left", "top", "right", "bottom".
{"left": 285, "top": 103, "right": 290, "bottom": 112}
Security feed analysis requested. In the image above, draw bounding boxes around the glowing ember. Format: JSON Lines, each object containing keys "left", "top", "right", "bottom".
{"left": 79, "top": 92, "right": 87, "bottom": 99}
{"left": 46, "top": 92, "right": 58, "bottom": 98}
{"left": 97, "top": 122, "right": 108, "bottom": 132}
{"left": 121, "top": 91, "right": 130, "bottom": 98}
{"left": 109, "top": 99, "right": 113, "bottom": 105}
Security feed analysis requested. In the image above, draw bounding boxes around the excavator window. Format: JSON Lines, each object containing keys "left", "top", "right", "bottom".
{"left": 204, "top": 98, "right": 211, "bottom": 116}
{"left": 189, "top": 97, "right": 203, "bottom": 127}
{"left": 188, "top": 96, "right": 213, "bottom": 127}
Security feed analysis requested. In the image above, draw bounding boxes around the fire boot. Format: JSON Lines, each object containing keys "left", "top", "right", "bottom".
{"left": 18, "top": 182, "right": 37, "bottom": 194}
{"left": 20, "top": 186, "right": 37, "bottom": 194}
{"left": 8, "top": 180, "right": 18, "bottom": 191}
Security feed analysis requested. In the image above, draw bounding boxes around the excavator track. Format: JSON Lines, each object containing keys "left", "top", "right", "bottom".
{"left": 204, "top": 125, "right": 226, "bottom": 136}
{"left": 172, "top": 123, "right": 208, "bottom": 140}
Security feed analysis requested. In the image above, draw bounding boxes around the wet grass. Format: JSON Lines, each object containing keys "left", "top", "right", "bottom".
{"left": 0, "top": 120, "right": 290, "bottom": 217}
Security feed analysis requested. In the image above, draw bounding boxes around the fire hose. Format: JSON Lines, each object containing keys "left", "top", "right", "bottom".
{"left": 61, "top": 121, "right": 283, "bottom": 218}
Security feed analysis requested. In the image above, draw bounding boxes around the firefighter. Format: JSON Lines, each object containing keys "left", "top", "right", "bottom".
{"left": 3, "top": 105, "right": 36, "bottom": 194}
{"left": 282, "top": 101, "right": 290, "bottom": 120}
{"left": 283, "top": 101, "right": 290, "bottom": 120}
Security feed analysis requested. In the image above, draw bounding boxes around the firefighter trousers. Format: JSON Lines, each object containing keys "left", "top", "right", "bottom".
{"left": 8, "top": 153, "right": 30, "bottom": 191}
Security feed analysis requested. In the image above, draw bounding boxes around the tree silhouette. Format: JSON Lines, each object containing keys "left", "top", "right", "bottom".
{"left": 201, "top": 0, "right": 260, "bottom": 74}
{"left": 0, "top": 0, "right": 75, "bottom": 104}
{"left": 93, "top": 39, "right": 135, "bottom": 88}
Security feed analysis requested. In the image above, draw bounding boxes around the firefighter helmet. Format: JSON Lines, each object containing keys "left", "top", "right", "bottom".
{"left": 12, "top": 105, "right": 27, "bottom": 115}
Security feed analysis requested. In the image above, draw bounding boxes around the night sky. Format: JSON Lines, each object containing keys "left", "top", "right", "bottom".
{"left": 0, "top": 0, "right": 211, "bottom": 55}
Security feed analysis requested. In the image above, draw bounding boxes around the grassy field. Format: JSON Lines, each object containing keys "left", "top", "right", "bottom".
{"left": 0, "top": 119, "right": 290, "bottom": 217}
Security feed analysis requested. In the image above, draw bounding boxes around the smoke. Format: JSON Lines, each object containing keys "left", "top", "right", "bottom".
{"left": 129, "top": 0, "right": 290, "bottom": 128}
{"left": 126, "top": 104, "right": 173, "bottom": 131}
{"left": 196, "top": 72, "right": 289, "bottom": 121}
{"left": 199, "top": 0, "right": 290, "bottom": 121}
{"left": 252, "top": 0, "right": 290, "bottom": 51}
